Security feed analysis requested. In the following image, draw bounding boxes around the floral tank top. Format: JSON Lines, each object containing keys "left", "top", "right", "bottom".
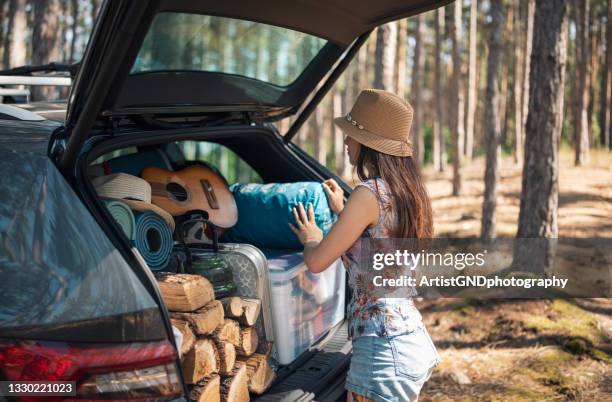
{"left": 342, "top": 178, "right": 423, "bottom": 339}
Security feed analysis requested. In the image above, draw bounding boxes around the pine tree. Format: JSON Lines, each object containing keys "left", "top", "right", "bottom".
{"left": 433, "top": 8, "right": 447, "bottom": 172}
{"left": 410, "top": 14, "right": 425, "bottom": 166}
{"left": 31, "top": 0, "right": 61, "bottom": 101}
{"left": 572, "top": 0, "right": 590, "bottom": 165}
{"left": 373, "top": 22, "right": 397, "bottom": 91}
{"left": 450, "top": 0, "right": 465, "bottom": 195}
{"left": 514, "top": 0, "right": 569, "bottom": 273}
{"left": 481, "top": 0, "right": 505, "bottom": 241}
{"left": 465, "top": 0, "right": 478, "bottom": 161}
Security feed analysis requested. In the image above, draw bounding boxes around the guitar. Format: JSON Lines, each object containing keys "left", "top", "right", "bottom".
{"left": 141, "top": 165, "right": 238, "bottom": 230}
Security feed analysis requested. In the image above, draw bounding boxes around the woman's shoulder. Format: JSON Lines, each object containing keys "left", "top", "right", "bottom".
{"left": 355, "top": 178, "right": 390, "bottom": 203}
{"left": 355, "top": 177, "right": 386, "bottom": 193}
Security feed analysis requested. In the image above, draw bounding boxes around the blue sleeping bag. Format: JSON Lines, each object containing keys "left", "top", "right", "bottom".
{"left": 222, "top": 182, "right": 337, "bottom": 249}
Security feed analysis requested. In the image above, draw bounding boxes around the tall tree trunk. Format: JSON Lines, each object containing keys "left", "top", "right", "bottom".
{"left": 602, "top": 0, "right": 612, "bottom": 149}
{"left": 499, "top": 2, "right": 513, "bottom": 148}
{"left": 433, "top": 8, "right": 447, "bottom": 172}
{"left": 0, "top": 0, "right": 7, "bottom": 63}
{"left": 520, "top": 0, "right": 536, "bottom": 164}
{"left": 3, "top": 0, "right": 27, "bottom": 69}
{"left": 572, "top": 0, "right": 590, "bottom": 165}
{"left": 450, "top": 0, "right": 465, "bottom": 195}
{"left": 356, "top": 42, "right": 368, "bottom": 92}
{"left": 513, "top": 0, "right": 524, "bottom": 164}
{"left": 587, "top": 3, "right": 599, "bottom": 146}
{"left": 333, "top": 89, "right": 345, "bottom": 177}
{"left": 514, "top": 0, "right": 568, "bottom": 274}
{"left": 465, "top": 0, "right": 478, "bottom": 161}
{"left": 69, "top": 0, "right": 79, "bottom": 62}
{"left": 395, "top": 19, "right": 408, "bottom": 97}
{"left": 373, "top": 22, "right": 397, "bottom": 91}
{"left": 311, "top": 104, "right": 326, "bottom": 165}
{"left": 91, "top": 0, "right": 100, "bottom": 23}
{"left": 366, "top": 34, "right": 377, "bottom": 88}
{"left": 481, "top": 0, "right": 504, "bottom": 241}
{"left": 31, "top": 0, "right": 61, "bottom": 101}
{"left": 410, "top": 14, "right": 425, "bottom": 166}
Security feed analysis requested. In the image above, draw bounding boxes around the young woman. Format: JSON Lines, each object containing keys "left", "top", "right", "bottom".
{"left": 289, "top": 89, "right": 440, "bottom": 402}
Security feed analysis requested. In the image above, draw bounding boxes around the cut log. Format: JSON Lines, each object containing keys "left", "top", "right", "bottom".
{"left": 190, "top": 374, "right": 220, "bottom": 402}
{"left": 170, "top": 318, "right": 195, "bottom": 357}
{"left": 155, "top": 273, "right": 214, "bottom": 312}
{"left": 237, "top": 353, "right": 275, "bottom": 395}
{"left": 215, "top": 340, "right": 237, "bottom": 376}
{"left": 213, "top": 319, "right": 241, "bottom": 347}
{"left": 220, "top": 362, "right": 249, "bottom": 402}
{"left": 182, "top": 338, "right": 219, "bottom": 384}
{"left": 220, "top": 297, "right": 243, "bottom": 318}
{"left": 237, "top": 298, "right": 261, "bottom": 327}
{"left": 236, "top": 326, "right": 258, "bottom": 357}
{"left": 171, "top": 300, "right": 224, "bottom": 335}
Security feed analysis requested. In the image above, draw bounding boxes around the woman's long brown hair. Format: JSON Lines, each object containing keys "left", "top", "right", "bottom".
{"left": 356, "top": 145, "right": 433, "bottom": 238}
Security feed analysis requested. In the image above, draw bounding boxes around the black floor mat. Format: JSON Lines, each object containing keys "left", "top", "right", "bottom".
{"left": 254, "top": 322, "right": 352, "bottom": 402}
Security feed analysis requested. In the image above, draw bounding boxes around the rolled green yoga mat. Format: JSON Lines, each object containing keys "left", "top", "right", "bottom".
{"left": 104, "top": 199, "right": 135, "bottom": 240}
{"left": 133, "top": 211, "right": 174, "bottom": 271}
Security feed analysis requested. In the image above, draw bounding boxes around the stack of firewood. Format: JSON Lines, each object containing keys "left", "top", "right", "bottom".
{"left": 156, "top": 273, "right": 276, "bottom": 402}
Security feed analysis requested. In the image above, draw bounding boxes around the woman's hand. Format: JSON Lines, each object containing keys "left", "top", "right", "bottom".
{"left": 289, "top": 202, "right": 323, "bottom": 245}
{"left": 323, "top": 178, "right": 344, "bottom": 214}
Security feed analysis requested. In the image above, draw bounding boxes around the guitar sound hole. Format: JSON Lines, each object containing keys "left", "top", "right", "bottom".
{"left": 166, "top": 183, "right": 187, "bottom": 201}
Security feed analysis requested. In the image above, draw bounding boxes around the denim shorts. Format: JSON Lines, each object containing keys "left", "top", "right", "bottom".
{"left": 345, "top": 326, "right": 441, "bottom": 402}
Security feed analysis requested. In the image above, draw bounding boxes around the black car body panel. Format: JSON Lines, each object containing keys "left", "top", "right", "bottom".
{"left": 0, "top": 132, "right": 164, "bottom": 342}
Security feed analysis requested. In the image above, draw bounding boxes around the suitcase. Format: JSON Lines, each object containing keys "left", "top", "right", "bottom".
{"left": 169, "top": 242, "right": 274, "bottom": 353}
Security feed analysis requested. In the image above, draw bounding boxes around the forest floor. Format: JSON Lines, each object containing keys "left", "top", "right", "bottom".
{"left": 411, "top": 148, "right": 612, "bottom": 401}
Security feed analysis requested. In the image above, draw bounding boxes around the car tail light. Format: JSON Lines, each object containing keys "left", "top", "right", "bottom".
{"left": 0, "top": 338, "right": 182, "bottom": 401}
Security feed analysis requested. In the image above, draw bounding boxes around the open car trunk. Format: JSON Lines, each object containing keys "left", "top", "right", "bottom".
{"left": 75, "top": 123, "right": 353, "bottom": 401}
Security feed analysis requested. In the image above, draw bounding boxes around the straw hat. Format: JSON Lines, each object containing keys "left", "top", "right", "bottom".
{"left": 333, "top": 89, "right": 414, "bottom": 157}
{"left": 93, "top": 173, "right": 152, "bottom": 202}
{"left": 94, "top": 173, "right": 175, "bottom": 230}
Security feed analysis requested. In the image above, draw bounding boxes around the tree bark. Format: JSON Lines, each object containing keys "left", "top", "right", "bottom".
{"left": 374, "top": 22, "right": 397, "bottom": 91}
{"left": 171, "top": 300, "right": 225, "bottom": 336}
{"left": 69, "top": 0, "right": 79, "bottom": 62}
{"left": 311, "top": 102, "right": 326, "bottom": 164}
{"left": 3, "top": 0, "right": 27, "bottom": 69}
{"left": 514, "top": 0, "right": 568, "bottom": 274}
{"left": 395, "top": 19, "right": 408, "bottom": 97}
{"left": 513, "top": 0, "right": 524, "bottom": 164}
{"left": 156, "top": 273, "right": 215, "bottom": 312}
{"left": 450, "top": 0, "right": 465, "bottom": 195}
{"left": 190, "top": 374, "right": 221, "bottom": 402}
{"left": 481, "top": 0, "right": 504, "bottom": 241}
{"left": 410, "top": 14, "right": 425, "bottom": 166}
{"left": 0, "top": 0, "right": 7, "bottom": 63}
{"left": 572, "top": 0, "right": 590, "bottom": 165}
{"left": 587, "top": 3, "right": 599, "bottom": 146}
{"left": 465, "top": 0, "right": 478, "bottom": 161}
{"left": 91, "top": 0, "right": 100, "bottom": 23}
{"left": 520, "top": 0, "right": 536, "bottom": 164}
{"left": 333, "top": 88, "right": 346, "bottom": 176}
{"left": 498, "top": 2, "right": 513, "bottom": 148}
{"left": 170, "top": 318, "right": 195, "bottom": 357}
{"left": 603, "top": 0, "right": 612, "bottom": 149}
{"left": 31, "top": 0, "right": 61, "bottom": 101}
{"left": 433, "top": 8, "right": 447, "bottom": 172}
{"left": 182, "top": 338, "right": 219, "bottom": 384}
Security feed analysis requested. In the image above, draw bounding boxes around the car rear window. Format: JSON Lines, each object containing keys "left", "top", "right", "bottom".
{"left": 131, "top": 12, "right": 327, "bottom": 87}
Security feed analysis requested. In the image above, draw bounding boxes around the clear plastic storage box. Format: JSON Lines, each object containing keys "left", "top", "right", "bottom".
{"left": 263, "top": 249, "right": 346, "bottom": 365}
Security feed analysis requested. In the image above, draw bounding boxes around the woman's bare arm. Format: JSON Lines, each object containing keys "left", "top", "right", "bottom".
{"left": 291, "top": 186, "right": 379, "bottom": 273}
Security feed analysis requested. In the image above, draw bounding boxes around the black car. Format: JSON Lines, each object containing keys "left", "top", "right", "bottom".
{"left": 0, "top": 1, "right": 448, "bottom": 400}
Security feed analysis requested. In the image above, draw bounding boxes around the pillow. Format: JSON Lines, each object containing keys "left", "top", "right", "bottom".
{"left": 221, "top": 182, "right": 337, "bottom": 249}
